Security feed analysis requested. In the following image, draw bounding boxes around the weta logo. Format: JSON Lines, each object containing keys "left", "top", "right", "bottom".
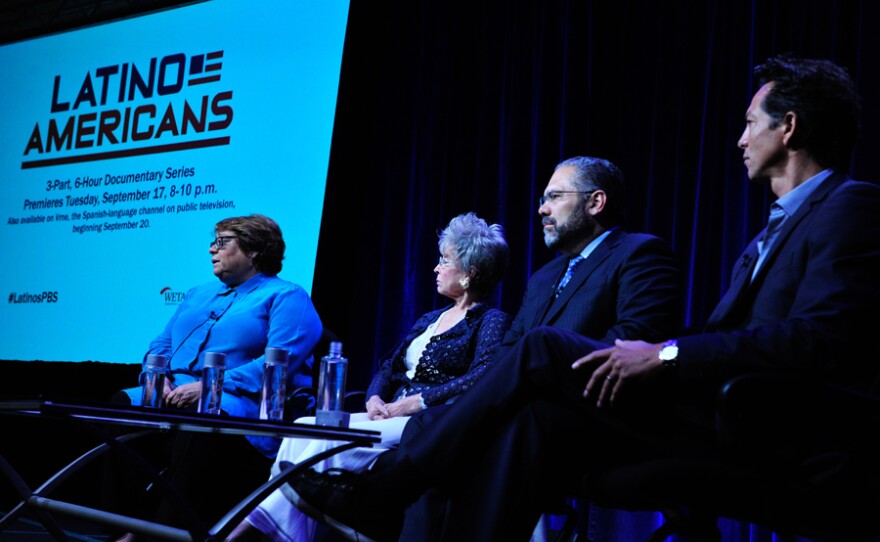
{"left": 160, "top": 286, "right": 186, "bottom": 306}
{"left": 22, "top": 51, "right": 233, "bottom": 170}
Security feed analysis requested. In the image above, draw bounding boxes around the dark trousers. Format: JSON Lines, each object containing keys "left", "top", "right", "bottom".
{"left": 373, "top": 326, "right": 714, "bottom": 542}
{"left": 102, "top": 393, "right": 272, "bottom": 534}
{"left": 396, "top": 406, "right": 451, "bottom": 542}
{"left": 155, "top": 429, "right": 272, "bottom": 530}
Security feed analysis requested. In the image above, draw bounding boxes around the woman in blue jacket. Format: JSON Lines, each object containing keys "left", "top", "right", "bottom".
{"left": 112, "top": 213, "right": 322, "bottom": 541}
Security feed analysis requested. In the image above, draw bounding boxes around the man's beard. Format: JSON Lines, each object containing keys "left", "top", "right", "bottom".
{"left": 543, "top": 205, "right": 590, "bottom": 252}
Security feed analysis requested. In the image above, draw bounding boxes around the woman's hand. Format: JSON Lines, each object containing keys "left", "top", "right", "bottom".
{"left": 165, "top": 382, "right": 201, "bottom": 409}
{"left": 366, "top": 395, "right": 390, "bottom": 420}
{"left": 384, "top": 394, "right": 424, "bottom": 418}
{"left": 161, "top": 378, "right": 178, "bottom": 402}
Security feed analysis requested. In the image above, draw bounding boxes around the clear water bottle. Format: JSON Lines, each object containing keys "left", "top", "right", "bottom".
{"left": 198, "top": 352, "right": 226, "bottom": 414}
{"left": 316, "top": 341, "right": 350, "bottom": 427}
{"left": 259, "top": 347, "right": 289, "bottom": 421}
{"left": 141, "top": 354, "right": 168, "bottom": 408}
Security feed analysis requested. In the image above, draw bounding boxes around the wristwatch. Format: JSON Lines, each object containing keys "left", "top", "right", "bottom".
{"left": 658, "top": 339, "right": 679, "bottom": 370}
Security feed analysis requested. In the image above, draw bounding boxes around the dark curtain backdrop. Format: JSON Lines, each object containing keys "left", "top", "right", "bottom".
{"left": 311, "top": 1, "right": 879, "bottom": 540}
{"left": 315, "top": 0, "right": 878, "bottom": 388}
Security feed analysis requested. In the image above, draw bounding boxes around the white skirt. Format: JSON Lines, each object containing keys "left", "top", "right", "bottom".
{"left": 246, "top": 413, "right": 409, "bottom": 542}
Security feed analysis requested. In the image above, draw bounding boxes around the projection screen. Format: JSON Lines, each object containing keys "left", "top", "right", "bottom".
{"left": 0, "top": 0, "right": 350, "bottom": 363}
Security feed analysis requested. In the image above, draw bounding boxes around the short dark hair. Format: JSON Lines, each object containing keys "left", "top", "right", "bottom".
{"left": 554, "top": 156, "right": 625, "bottom": 226}
{"left": 214, "top": 214, "right": 285, "bottom": 275}
{"left": 754, "top": 54, "right": 860, "bottom": 170}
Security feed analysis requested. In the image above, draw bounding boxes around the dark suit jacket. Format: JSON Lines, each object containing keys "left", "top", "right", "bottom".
{"left": 679, "top": 172, "right": 880, "bottom": 393}
{"left": 502, "top": 228, "right": 682, "bottom": 349}
{"left": 395, "top": 229, "right": 682, "bottom": 541}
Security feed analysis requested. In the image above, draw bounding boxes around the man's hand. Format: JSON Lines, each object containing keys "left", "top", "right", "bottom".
{"left": 572, "top": 339, "right": 666, "bottom": 407}
{"left": 366, "top": 395, "right": 390, "bottom": 420}
{"left": 165, "top": 382, "right": 201, "bottom": 409}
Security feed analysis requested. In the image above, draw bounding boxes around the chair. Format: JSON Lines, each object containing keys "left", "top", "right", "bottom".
{"left": 285, "top": 329, "right": 367, "bottom": 420}
{"left": 561, "top": 374, "right": 880, "bottom": 541}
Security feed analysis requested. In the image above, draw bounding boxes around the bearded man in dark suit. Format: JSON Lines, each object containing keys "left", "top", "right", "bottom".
{"left": 283, "top": 154, "right": 684, "bottom": 542}
{"left": 391, "top": 155, "right": 684, "bottom": 541}
{"left": 502, "top": 155, "right": 682, "bottom": 350}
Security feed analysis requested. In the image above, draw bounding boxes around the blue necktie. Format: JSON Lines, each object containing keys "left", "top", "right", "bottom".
{"left": 752, "top": 203, "right": 786, "bottom": 280}
{"left": 555, "top": 256, "right": 585, "bottom": 297}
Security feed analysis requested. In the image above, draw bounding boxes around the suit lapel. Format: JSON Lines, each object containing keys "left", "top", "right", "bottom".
{"left": 531, "top": 257, "right": 568, "bottom": 327}
{"left": 707, "top": 172, "right": 847, "bottom": 328}
{"left": 749, "top": 172, "right": 845, "bottom": 285}
{"left": 706, "top": 240, "right": 758, "bottom": 327}
{"left": 540, "top": 230, "right": 620, "bottom": 325}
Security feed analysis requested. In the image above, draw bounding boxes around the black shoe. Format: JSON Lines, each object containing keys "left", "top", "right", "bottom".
{"left": 284, "top": 468, "right": 402, "bottom": 542}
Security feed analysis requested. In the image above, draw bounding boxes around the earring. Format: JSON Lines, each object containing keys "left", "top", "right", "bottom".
{"left": 459, "top": 278, "right": 470, "bottom": 289}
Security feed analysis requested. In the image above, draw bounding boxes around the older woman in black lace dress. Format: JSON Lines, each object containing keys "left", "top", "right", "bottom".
{"left": 228, "top": 212, "right": 511, "bottom": 542}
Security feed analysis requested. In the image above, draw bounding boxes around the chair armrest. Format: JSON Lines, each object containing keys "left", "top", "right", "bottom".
{"left": 285, "top": 386, "right": 317, "bottom": 420}
{"left": 343, "top": 390, "right": 366, "bottom": 413}
{"left": 717, "top": 373, "right": 880, "bottom": 457}
{"left": 285, "top": 387, "right": 367, "bottom": 419}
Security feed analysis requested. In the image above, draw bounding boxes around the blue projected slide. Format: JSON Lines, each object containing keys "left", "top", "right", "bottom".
{"left": 0, "top": 0, "right": 350, "bottom": 363}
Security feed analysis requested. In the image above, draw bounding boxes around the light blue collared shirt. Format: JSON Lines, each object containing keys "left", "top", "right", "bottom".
{"left": 579, "top": 227, "right": 615, "bottom": 260}
{"left": 752, "top": 169, "right": 833, "bottom": 279}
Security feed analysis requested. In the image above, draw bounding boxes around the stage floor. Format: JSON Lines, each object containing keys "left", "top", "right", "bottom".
{"left": 0, "top": 513, "right": 110, "bottom": 541}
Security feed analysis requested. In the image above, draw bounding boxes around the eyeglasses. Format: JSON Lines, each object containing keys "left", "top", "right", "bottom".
{"left": 539, "top": 190, "right": 595, "bottom": 207}
{"left": 438, "top": 256, "right": 454, "bottom": 267}
{"left": 210, "top": 235, "right": 237, "bottom": 250}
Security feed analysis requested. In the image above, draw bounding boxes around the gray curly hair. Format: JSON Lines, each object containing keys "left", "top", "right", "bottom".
{"left": 438, "top": 212, "right": 509, "bottom": 297}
